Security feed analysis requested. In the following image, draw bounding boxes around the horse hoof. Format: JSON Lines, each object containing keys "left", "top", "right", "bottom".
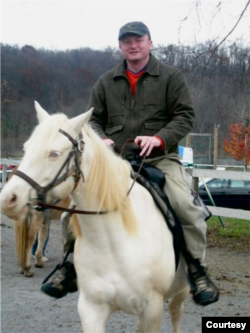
{"left": 24, "top": 269, "right": 34, "bottom": 277}
{"left": 35, "top": 262, "right": 44, "bottom": 268}
{"left": 20, "top": 268, "right": 24, "bottom": 274}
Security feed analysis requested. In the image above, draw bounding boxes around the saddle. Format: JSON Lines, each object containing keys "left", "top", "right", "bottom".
{"left": 130, "top": 158, "right": 184, "bottom": 269}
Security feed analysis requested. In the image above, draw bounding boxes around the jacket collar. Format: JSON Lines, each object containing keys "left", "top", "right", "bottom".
{"left": 113, "top": 53, "right": 159, "bottom": 79}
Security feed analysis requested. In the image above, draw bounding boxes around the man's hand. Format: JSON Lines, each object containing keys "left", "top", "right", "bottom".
{"left": 103, "top": 138, "right": 115, "bottom": 147}
{"left": 134, "top": 136, "right": 161, "bottom": 156}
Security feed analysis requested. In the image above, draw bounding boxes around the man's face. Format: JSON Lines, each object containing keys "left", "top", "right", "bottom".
{"left": 119, "top": 34, "right": 152, "bottom": 63}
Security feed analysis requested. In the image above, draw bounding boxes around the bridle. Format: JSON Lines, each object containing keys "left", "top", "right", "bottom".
{"left": 13, "top": 129, "right": 102, "bottom": 214}
{"left": 13, "top": 130, "right": 145, "bottom": 216}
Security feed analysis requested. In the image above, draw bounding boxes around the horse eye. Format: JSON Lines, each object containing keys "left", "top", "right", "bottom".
{"left": 49, "top": 151, "right": 61, "bottom": 158}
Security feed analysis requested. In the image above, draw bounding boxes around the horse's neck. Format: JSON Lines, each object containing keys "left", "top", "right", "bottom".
{"left": 71, "top": 198, "right": 126, "bottom": 250}
{"left": 71, "top": 181, "right": 133, "bottom": 244}
{"left": 72, "top": 183, "right": 98, "bottom": 209}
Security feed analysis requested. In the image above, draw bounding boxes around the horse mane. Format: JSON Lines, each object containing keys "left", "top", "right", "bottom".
{"left": 84, "top": 125, "right": 137, "bottom": 234}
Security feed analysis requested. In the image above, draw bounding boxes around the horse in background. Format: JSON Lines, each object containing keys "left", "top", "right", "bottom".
{"left": 15, "top": 197, "right": 70, "bottom": 277}
{"left": 8, "top": 168, "right": 71, "bottom": 277}
{"left": 1, "top": 102, "right": 190, "bottom": 333}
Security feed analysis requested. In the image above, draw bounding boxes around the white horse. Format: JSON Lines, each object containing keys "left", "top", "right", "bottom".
{"left": 1, "top": 102, "right": 190, "bottom": 333}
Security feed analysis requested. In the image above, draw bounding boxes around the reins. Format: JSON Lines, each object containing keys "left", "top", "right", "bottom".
{"left": 36, "top": 202, "right": 109, "bottom": 215}
{"left": 120, "top": 139, "right": 146, "bottom": 196}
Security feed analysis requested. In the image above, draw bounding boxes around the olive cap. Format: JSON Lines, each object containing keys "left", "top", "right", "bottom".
{"left": 118, "top": 21, "right": 151, "bottom": 40}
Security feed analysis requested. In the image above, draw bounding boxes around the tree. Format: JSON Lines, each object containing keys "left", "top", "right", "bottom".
{"left": 224, "top": 124, "right": 250, "bottom": 169}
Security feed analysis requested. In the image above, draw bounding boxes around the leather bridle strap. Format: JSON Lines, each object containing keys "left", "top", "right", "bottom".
{"left": 12, "top": 129, "right": 84, "bottom": 210}
{"left": 37, "top": 201, "right": 109, "bottom": 215}
{"left": 13, "top": 150, "right": 77, "bottom": 199}
{"left": 59, "top": 129, "right": 78, "bottom": 146}
{"left": 13, "top": 169, "right": 44, "bottom": 193}
{"left": 12, "top": 128, "right": 110, "bottom": 215}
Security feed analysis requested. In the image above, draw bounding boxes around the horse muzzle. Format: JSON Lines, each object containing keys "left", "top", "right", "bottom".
{"left": 1, "top": 194, "right": 29, "bottom": 220}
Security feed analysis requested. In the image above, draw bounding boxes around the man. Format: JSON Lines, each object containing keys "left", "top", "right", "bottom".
{"left": 42, "top": 21, "right": 219, "bottom": 306}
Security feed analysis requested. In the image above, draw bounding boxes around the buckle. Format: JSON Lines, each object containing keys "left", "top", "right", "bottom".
{"left": 77, "top": 138, "right": 85, "bottom": 153}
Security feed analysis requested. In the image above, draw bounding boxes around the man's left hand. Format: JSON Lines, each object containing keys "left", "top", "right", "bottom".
{"left": 134, "top": 136, "right": 161, "bottom": 157}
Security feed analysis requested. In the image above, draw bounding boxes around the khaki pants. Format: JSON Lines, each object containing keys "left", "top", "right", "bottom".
{"left": 150, "top": 158, "right": 207, "bottom": 259}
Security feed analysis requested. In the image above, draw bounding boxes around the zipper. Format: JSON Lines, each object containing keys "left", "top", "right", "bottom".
{"left": 131, "top": 99, "right": 135, "bottom": 110}
{"left": 143, "top": 81, "right": 146, "bottom": 107}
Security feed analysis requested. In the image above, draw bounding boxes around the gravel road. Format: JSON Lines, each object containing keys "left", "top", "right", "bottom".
{"left": 1, "top": 213, "right": 249, "bottom": 333}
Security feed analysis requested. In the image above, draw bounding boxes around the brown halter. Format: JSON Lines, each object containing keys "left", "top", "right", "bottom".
{"left": 12, "top": 129, "right": 103, "bottom": 214}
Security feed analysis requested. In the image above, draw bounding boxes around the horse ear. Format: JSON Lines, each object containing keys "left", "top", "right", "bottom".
{"left": 34, "top": 101, "right": 50, "bottom": 123}
{"left": 69, "top": 108, "right": 94, "bottom": 133}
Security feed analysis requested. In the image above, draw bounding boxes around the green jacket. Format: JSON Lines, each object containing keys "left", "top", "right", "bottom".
{"left": 88, "top": 54, "right": 195, "bottom": 161}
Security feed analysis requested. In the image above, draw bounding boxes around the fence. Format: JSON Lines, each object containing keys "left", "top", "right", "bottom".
{"left": 187, "top": 168, "right": 250, "bottom": 220}
{"left": 1, "top": 159, "right": 249, "bottom": 220}
{"left": 0, "top": 158, "right": 21, "bottom": 187}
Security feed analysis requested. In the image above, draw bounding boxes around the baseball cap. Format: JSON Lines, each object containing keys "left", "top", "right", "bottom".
{"left": 118, "top": 21, "right": 151, "bottom": 40}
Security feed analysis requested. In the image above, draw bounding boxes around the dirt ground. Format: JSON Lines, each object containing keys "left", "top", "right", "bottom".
{"left": 1, "top": 213, "right": 249, "bottom": 333}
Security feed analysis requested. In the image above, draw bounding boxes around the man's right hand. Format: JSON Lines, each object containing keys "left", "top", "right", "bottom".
{"left": 134, "top": 136, "right": 161, "bottom": 156}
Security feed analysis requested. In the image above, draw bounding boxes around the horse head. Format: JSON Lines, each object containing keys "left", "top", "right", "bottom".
{"left": 1, "top": 101, "right": 93, "bottom": 220}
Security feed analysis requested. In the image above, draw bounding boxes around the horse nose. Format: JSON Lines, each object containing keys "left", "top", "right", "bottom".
{"left": 9, "top": 193, "right": 18, "bottom": 205}
{"left": 1, "top": 191, "right": 18, "bottom": 211}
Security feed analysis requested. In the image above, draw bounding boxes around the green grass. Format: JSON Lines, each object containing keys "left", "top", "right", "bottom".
{"left": 207, "top": 216, "right": 250, "bottom": 252}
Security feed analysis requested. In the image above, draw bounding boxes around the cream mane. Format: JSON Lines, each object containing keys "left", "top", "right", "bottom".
{"left": 84, "top": 125, "right": 137, "bottom": 234}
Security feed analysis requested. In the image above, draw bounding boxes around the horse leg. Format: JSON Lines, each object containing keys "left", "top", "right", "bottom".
{"left": 23, "top": 219, "right": 39, "bottom": 277}
{"left": 169, "top": 288, "right": 190, "bottom": 333}
{"left": 137, "top": 292, "right": 163, "bottom": 333}
{"left": 78, "top": 292, "right": 111, "bottom": 333}
{"left": 35, "top": 213, "right": 49, "bottom": 267}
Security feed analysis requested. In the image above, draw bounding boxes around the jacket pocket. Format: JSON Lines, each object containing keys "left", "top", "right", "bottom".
{"left": 107, "top": 114, "right": 125, "bottom": 127}
{"left": 105, "top": 124, "right": 123, "bottom": 135}
{"left": 144, "top": 121, "right": 167, "bottom": 131}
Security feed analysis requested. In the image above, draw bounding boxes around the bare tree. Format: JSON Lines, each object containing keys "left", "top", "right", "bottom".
{"left": 178, "top": 0, "right": 250, "bottom": 52}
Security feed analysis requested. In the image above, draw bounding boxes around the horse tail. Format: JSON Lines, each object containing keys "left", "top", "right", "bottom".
{"left": 14, "top": 218, "right": 29, "bottom": 269}
{"left": 9, "top": 166, "right": 29, "bottom": 269}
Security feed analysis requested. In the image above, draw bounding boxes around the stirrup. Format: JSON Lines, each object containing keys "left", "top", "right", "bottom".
{"left": 41, "top": 261, "right": 77, "bottom": 298}
{"left": 41, "top": 241, "right": 76, "bottom": 298}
